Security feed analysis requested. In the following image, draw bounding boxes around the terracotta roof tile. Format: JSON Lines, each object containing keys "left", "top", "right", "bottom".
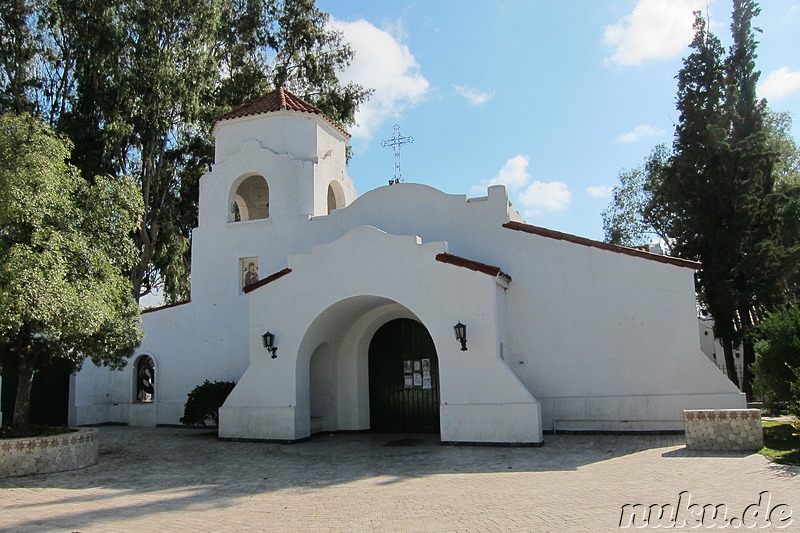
{"left": 435, "top": 253, "right": 511, "bottom": 281}
{"left": 218, "top": 88, "right": 350, "bottom": 138}
{"left": 141, "top": 300, "right": 191, "bottom": 314}
{"left": 502, "top": 221, "right": 700, "bottom": 270}
{"left": 243, "top": 267, "right": 292, "bottom": 294}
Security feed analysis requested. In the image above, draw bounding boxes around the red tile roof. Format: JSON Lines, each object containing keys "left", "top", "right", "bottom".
{"left": 435, "top": 253, "right": 512, "bottom": 281}
{"left": 502, "top": 221, "right": 700, "bottom": 269}
{"left": 141, "top": 300, "right": 191, "bottom": 314}
{"left": 218, "top": 88, "right": 350, "bottom": 138}
{"left": 243, "top": 267, "right": 293, "bottom": 294}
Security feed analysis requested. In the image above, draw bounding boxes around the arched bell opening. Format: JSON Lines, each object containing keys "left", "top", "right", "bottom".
{"left": 230, "top": 175, "right": 269, "bottom": 222}
{"left": 326, "top": 180, "right": 345, "bottom": 214}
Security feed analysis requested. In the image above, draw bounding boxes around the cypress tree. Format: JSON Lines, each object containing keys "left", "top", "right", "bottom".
{"left": 647, "top": 3, "right": 797, "bottom": 395}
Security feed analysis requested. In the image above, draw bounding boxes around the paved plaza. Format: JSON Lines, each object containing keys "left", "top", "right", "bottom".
{"left": 0, "top": 426, "right": 798, "bottom": 532}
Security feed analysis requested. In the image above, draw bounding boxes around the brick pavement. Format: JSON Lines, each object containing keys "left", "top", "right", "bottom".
{"left": 0, "top": 427, "right": 797, "bottom": 532}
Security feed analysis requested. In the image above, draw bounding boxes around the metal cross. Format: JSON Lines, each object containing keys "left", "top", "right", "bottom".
{"left": 381, "top": 124, "right": 413, "bottom": 185}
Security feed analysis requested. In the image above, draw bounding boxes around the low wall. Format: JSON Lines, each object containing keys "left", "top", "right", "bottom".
{"left": 684, "top": 409, "right": 763, "bottom": 451}
{"left": 0, "top": 428, "right": 99, "bottom": 477}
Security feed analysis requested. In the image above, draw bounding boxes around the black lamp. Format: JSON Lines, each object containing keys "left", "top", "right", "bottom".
{"left": 453, "top": 322, "right": 467, "bottom": 351}
{"left": 262, "top": 331, "right": 277, "bottom": 358}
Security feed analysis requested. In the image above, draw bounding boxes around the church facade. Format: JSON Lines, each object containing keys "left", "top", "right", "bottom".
{"left": 70, "top": 89, "right": 744, "bottom": 445}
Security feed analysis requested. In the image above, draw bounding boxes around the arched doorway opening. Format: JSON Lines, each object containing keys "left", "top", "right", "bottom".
{"left": 295, "top": 296, "right": 441, "bottom": 438}
{"left": 368, "top": 318, "right": 440, "bottom": 433}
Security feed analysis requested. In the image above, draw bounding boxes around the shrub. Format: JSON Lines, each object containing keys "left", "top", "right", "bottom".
{"left": 180, "top": 380, "right": 236, "bottom": 427}
{"left": 791, "top": 368, "right": 800, "bottom": 436}
{"left": 751, "top": 307, "right": 800, "bottom": 411}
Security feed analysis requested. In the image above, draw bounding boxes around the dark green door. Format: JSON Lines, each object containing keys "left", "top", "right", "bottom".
{"left": 369, "top": 319, "right": 440, "bottom": 433}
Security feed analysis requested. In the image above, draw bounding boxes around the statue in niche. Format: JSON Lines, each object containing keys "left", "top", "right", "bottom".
{"left": 137, "top": 357, "right": 155, "bottom": 402}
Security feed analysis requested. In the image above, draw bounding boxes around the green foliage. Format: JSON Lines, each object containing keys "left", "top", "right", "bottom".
{"left": 0, "top": 0, "right": 42, "bottom": 114}
{"left": 0, "top": 0, "right": 371, "bottom": 304}
{"left": 789, "top": 367, "right": 800, "bottom": 421}
{"left": 637, "top": 3, "right": 800, "bottom": 396}
{"left": 752, "top": 308, "right": 800, "bottom": 408}
{"left": 602, "top": 145, "right": 670, "bottom": 246}
{"left": 180, "top": 380, "right": 236, "bottom": 427}
{"left": 0, "top": 113, "right": 143, "bottom": 427}
{"left": 759, "top": 421, "right": 800, "bottom": 466}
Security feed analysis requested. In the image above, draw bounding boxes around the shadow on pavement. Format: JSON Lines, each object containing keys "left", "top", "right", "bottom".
{"left": 0, "top": 426, "right": 687, "bottom": 531}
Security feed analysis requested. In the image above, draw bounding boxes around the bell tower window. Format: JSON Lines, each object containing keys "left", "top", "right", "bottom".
{"left": 327, "top": 181, "right": 345, "bottom": 214}
{"left": 232, "top": 175, "right": 269, "bottom": 222}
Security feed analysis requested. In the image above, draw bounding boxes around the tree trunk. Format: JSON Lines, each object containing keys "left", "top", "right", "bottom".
{"left": 722, "top": 336, "right": 740, "bottom": 389}
{"left": 12, "top": 352, "right": 36, "bottom": 429}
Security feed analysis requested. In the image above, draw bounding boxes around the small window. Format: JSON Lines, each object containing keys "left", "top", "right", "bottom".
{"left": 232, "top": 175, "right": 269, "bottom": 221}
{"left": 136, "top": 356, "right": 155, "bottom": 402}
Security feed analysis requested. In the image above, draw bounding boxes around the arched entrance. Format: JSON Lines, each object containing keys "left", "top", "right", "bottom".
{"left": 368, "top": 318, "right": 440, "bottom": 433}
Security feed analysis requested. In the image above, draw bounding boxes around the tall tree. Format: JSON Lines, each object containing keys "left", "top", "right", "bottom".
{"left": 0, "top": 113, "right": 143, "bottom": 429}
{"left": 0, "top": 0, "right": 371, "bottom": 304}
{"left": 602, "top": 144, "right": 671, "bottom": 247}
{"left": 721, "top": 0, "right": 796, "bottom": 396}
{"left": 604, "top": 111, "right": 799, "bottom": 260}
{"left": 645, "top": 3, "right": 797, "bottom": 395}
{"left": 0, "top": 0, "right": 41, "bottom": 114}
{"left": 646, "top": 11, "right": 742, "bottom": 382}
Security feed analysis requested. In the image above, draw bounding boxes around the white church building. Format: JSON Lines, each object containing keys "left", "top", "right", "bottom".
{"left": 70, "top": 89, "right": 745, "bottom": 445}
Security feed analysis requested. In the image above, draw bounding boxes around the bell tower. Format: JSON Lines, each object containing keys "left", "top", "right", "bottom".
{"left": 198, "top": 88, "right": 357, "bottom": 227}
{"left": 190, "top": 89, "right": 357, "bottom": 301}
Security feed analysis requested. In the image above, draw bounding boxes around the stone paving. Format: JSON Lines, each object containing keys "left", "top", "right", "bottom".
{"left": 0, "top": 427, "right": 798, "bottom": 532}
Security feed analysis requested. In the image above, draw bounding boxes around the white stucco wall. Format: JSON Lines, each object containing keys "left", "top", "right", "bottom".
{"left": 219, "top": 225, "right": 542, "bottom": 444}
{"left": 73, "top": 106, "right": 744, "bottom": 440}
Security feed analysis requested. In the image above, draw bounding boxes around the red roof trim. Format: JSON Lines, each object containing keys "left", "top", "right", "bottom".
{"left": 141, "top": 300, "right": 190, "bottom": 314}
{"left": 435, "top": 253, "right": 511, "bottom": 281}
{"left": 217, "top": 88, "right": 351, "bottom": 139}
{"left": 502, "top": 221, "right": 700, "bottom": 269}
{"left": 243, "top": 267, "right": 293, "bottom": 294}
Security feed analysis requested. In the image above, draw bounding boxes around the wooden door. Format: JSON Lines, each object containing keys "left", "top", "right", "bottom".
{"left": 369, "top": 319, "right": 439, "bottom": 433}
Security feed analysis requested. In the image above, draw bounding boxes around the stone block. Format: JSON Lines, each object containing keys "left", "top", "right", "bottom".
{"left": 683, "top": 409, "right": 763, "bottom": 451}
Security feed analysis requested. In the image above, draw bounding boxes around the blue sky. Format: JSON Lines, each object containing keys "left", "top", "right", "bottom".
{"left": 317, "top": 0, "right": 800, "bottom": 241}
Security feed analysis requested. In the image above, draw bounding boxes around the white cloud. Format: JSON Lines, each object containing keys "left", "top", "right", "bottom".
{"left": 759, "top": 67, "right": 800, "bottom": 101}
{"left": 603, "top": 0, "right": 708, "bottom": 66}
{"left": 473, "top": 155, "right": 571, "bottom": 217}
{"left": 617, "top": 124, "right": 666, "bottom": 143}
{"left": 519, "top": 181, "right": 572, "bottom": 213}
{"left": 330, "top": 18, "right": 430, "bottom": 141}
{"left": 586, "top": 185, "right": 613, "bottom": 199}
{"left": 453, "top": 84, "right": 494, "bottom": 105}
{"left": 482, "top": 154, "right": 531, "bottom": 190}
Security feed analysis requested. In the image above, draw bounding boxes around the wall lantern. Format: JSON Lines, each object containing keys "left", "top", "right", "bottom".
{"left": 453, "top": 322, "right": 468, "bottom": 351}
{"left": 262, "top": 331, "right": 277, "bottom": 358}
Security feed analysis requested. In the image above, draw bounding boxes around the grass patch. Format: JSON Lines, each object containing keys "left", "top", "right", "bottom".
{"left": 0, "top": 425, "right": 76, "bottom": 439}
{"left": 760, "top": 420, "right": 800, "bottom": 466}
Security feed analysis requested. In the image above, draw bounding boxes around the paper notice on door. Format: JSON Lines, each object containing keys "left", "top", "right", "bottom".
{"left": 422, "top": 374, "right": 432, "bottom": 390}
